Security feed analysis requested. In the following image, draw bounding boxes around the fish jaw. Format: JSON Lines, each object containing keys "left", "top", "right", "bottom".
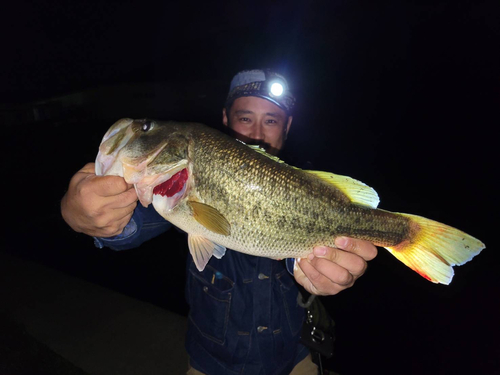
{"left": 95, "top": 118, "right": 135, "bottom": 176}
{"left": 120, "top": 141, "right": 168, "bottom": 183}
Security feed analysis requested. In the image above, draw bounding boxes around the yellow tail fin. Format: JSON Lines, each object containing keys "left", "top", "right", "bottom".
{"left": 385, "top": 214, "right": 485, "bottom": 285}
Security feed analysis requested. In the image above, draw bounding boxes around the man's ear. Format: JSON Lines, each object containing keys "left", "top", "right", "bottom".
{"left": 222, "top": 108, "right": 228, "bottom": 127}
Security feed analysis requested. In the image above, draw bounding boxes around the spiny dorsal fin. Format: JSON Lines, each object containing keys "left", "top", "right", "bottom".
{"left": 305, "top": 170, "right": 380, "bottom": 208}
{"left": 246, "top": 144, "right": 288, "bottom": 164}
{"left": 188, "top": 201, "right": 231, "bottom": 236}
{"left": 245, "top": 143, "right": 379, "bottom": 208}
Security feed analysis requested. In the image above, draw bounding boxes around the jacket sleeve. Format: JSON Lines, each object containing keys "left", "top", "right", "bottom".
{"left": 93, "top": 204, "right": 172, "bottom": 251}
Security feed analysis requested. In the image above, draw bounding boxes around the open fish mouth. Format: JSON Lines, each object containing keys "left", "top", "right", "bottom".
{"left": 95, "top": 118, "right": 135, "bottom": 176}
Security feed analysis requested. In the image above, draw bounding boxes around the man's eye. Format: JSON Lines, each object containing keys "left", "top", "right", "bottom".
{"left": 265, "top": 119, "right": 278, "bottom": 125}
{"left": 240, "top": 117, "right": 251, "bottom": 122}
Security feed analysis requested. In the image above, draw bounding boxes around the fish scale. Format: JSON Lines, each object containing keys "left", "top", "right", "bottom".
{"left": 189, "top": 129, "right": 339, "bottom": 257}
{"left": 96, "top": 118, "right": 485, "bottom": 284}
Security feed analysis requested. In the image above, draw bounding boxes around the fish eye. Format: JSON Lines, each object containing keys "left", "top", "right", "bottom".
{"left": 142, "top": 120, "right": 154, "bottom": 132}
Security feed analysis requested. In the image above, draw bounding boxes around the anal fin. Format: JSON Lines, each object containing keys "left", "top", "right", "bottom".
{"left": 188, "top": 234, "right": 227, "bottom": 271}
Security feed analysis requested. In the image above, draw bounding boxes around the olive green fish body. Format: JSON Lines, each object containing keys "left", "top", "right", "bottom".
{"left": 96, "top": 119, "right": 485, "bottom": 284}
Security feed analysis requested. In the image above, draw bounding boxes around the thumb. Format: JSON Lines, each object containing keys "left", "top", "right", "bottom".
{"left": 80, "top": 162, "right": 97, "bottom": 174}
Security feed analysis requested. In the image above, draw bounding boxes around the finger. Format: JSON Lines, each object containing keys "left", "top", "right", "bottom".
{"left": 67, "top": 164, "right": 97, "bottom": 188}
{"left": 94, "top": 214, "right": 134, "bottom": 237}
{"left": 97, "top": 192, "right": 137, "bottom": 217}
{"left": 79, "top": 163, "right": 134, "bottom": 193}
{"left": 93, "top": 205, "right": 136, "bottom": 237}
{"left": 111, "top": 199, "right": 137, "bottom": 216}
{"left": 307, "top": 255, "right": 356, "bottom": 286}
{"left": 313, "top": 246, "right": 367, "bottom": 277}
{"left": 296, "top": 258, "right": 344, "bottom": 296}
{"left": 335, "top": 237, "right": 378, "bottom": 261}
{"left": 92, "top": 175, "right": 134, "bottom": 197}
{"left": 110, "top": 187, "right": 138, "bottom": 208}
{"left": 79, "top": 162, "right": 97, "bottom": 174}
{"left": 294, "top": 258, "right": 321, "bottom": 295}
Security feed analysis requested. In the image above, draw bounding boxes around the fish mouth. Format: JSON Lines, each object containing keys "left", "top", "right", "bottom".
{"left": 95, "top": 118, "right": 135, "bottom": 176}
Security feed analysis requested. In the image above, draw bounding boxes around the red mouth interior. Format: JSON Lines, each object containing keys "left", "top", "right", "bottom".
{"left": 153, "top": 169, "right": 188, "bottom": 197}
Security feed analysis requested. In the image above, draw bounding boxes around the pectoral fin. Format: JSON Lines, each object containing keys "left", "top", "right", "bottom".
{"left": 188, "top": 234, "right": 227, "bottom": 271}
{"left": 188, "top": 201, "right": 231, "bottom": 236}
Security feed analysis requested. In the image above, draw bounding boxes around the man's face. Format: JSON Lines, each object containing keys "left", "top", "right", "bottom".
{"left": 223, "top": 96, "right": 293, "bottom": 155}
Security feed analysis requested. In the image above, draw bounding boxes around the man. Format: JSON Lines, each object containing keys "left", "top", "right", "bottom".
{"left": 61, "top": 69, "right": 377, "bottom": 374}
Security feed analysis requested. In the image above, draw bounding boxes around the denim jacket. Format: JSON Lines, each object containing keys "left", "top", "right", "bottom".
{"left": 95, "top": 204, "right": 308, "bottom": 375}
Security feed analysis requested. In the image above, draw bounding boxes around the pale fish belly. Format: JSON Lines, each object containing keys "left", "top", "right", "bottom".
{"left": 153, "top": 195, "right": 324, "bottom": 260}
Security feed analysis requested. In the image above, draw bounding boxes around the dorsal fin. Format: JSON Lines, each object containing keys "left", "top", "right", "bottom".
{"left": 244, "top": 143, "right": 379, "bottom": 208}
{"left": 246, "top": 144, "right": 287, "bottom": 164}
{"left": 305, "top": 170, "right": 380, "bottom": 208}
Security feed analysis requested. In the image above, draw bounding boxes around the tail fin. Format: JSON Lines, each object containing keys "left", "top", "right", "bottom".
{"left": 385, "top": 214, "right": 485, "bottom": 285}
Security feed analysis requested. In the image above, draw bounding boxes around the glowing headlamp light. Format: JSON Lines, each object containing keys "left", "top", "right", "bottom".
{"left": 270, "top": 82, "right": 284, "bottom": 97}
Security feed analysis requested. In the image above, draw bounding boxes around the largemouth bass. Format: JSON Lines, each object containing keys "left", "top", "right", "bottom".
{"left": 96, "top": 118, "right": 485, "bottom": 285}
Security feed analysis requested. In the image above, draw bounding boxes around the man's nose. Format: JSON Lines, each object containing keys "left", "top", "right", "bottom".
{"left": 250, "top": 124, "right": 264, "bottom": 141}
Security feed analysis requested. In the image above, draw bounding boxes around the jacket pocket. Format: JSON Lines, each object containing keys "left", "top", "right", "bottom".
{"left": 188, "top": 263, "right": 234, "bottom": 345}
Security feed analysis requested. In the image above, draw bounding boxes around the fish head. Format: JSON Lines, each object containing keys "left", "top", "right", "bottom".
{"left": 96, "top": 118, "right": 190, "bottom": 209}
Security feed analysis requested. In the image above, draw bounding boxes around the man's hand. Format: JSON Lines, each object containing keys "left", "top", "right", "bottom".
{"left": 294, "top": 237, "right": 377, "bottom": 296}
{"left": 61, "top": 163, "right": 138, "bottom": 237}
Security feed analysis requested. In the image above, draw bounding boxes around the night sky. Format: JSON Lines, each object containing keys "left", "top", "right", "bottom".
{"left": 2, "top": 1, "right": 499, "bottom": 374}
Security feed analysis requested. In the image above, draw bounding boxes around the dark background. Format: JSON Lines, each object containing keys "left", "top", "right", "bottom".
{"left": 2, "top": 1, "right": 499, "bottom": 374}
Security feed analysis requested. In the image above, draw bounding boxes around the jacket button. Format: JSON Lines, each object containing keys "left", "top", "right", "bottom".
{"left": 258, "top": 273, "right": 269, "bottom": 280}
{"left": 257, "top": 326, "right": 268, "bottom": 333}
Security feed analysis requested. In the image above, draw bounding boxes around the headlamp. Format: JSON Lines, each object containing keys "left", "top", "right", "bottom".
{"left": 269, "top": 81, "right": 284, "bottom": 97}
{"left": 225, "top": 69, "right": 296, "bottom": 114}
